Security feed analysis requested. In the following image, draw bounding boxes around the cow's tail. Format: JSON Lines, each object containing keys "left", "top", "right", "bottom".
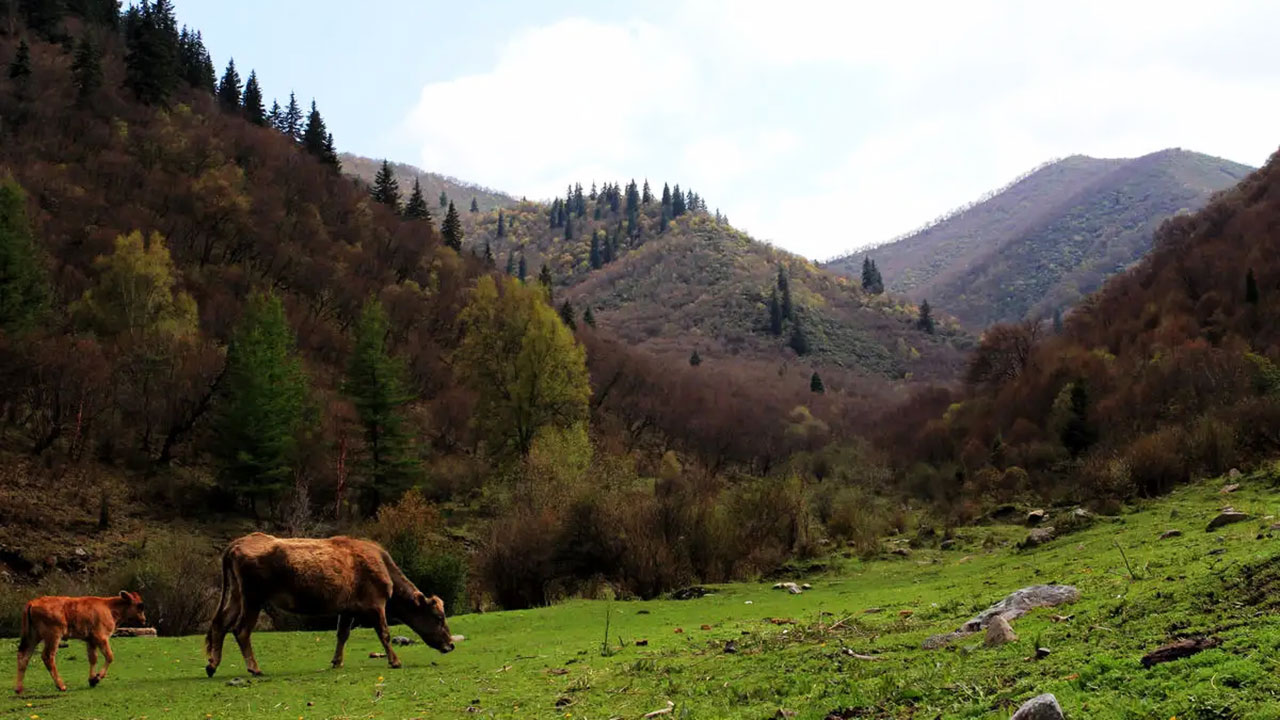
{"left": 204, "top": 548, "right": 236, "bottom": 656}
{"left": 17, "top": 602, "right": 34, "bottom": 653}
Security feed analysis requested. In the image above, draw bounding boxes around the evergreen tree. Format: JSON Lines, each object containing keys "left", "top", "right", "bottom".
{"left": 404, "top": 178, "right": 431, "bottom": 221}
{"left": 470, "top": 197, "right": 479, "bottom": 213}
{"left": 242, "top": 70, "right": 266, "bottom": 125}
{"left": 777, "top": 264, "right": 793, "bottom": 319}
{"left": 671, "top": 184, "right": 686, "bottom": 216}
{"left": 1052, "top": 308, "right": 1064, "bottom": 334}
{"left": 19, "top": 0, "right": 64, "bottom": 39}
{"left": 371, "top": 160, "right": 402, "bottom": 211}
{"left": 496, "top": 210, "right": 505, "bottom": 238}
{"left": 589, "top": 231, "right": 602, "bottom": 270}
{"left": 216, "top": 57, "right": 241, "bottom": 111}
{"left": 176, "top": 27, "right": 215, "bottom": 92}
{"left": 582, "top": 306, "right": 596, "bottom": 328}
{"left": 213, "top": 292, "right": 309, "bottom": 515}
{"left": 1061, "top": 381, "right": 1097, "bottom": 457}
{"left": 266, "top": 99, "right": 282, "bottom": 127}
{"left": 483, "top": 241, "right": 494, "bottom": 268}
{"left": 661, "top": 183, "right": 671, "bottom": 208}
{"left": 517, "top": 255, "right": 527, "bottom": 282}
{"left": 504, "top": 249, "right": 516, "bottom": 276}
{"left": 71, "top": 34, "right": 103, "bottom": 103}
{"left": 810, "top": 372, "right": 825, "bottom": 393}
{"left": 124, "top": 0, "right": 180, "bottom": 105}
{"left": 323, "top": 132, "right": 340, "bottom": 169}
{"left": 642, "top": 179, "right": 652, "bottom": 204}
{"left": 280, "top": 91, "right": 302, "bottom": 140}
{"left": 659, "top": 207, "right": 669, "bottom": 234}
{"left": 301, "top": 101, "right": 338, "bottom": 167}
{"left": 574, "top": 183, "right": 586, "bottom": 217}
{"left": 1247, "top": 268, "right": 1260, "bottom": 305}
{"left": 563, "top": 213, "right": 573, "bottom": 241}
{"left": 689, "top": 349, "right": 702, "bottom": 367}
{"left": 440, "top": 201, "right": 463, "bottom": 251}
{"left": 917, "top": 300, "right": 935, "bottom": 334}
{"left": 438, "top": 190, "right": 448, "bottom": 208}
{"left": 8, "top": 39, "right": 31, "bottom": 82}
{"left": 558, "top": 300, "right": 576, "bottom": 331}
{"left": 789, "top": 319, "right": 810, "bottom": 355}
{"left": 538, "top": 264, "right": 553, "bottom": 303}
{"left": 768, "top": 288, "right": 784, "bottom": 336}
{"left": 0, "top": 176, "right": 50, "bottom": 335}
{"left": 344, "top": 298, "right": 418, "bottom": 511}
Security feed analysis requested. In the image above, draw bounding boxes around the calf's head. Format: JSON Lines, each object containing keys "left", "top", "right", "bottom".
{"left": 119, "top": 591, "right": 147, "bottom": 627}
{"left": 404, "top": 591, "right": 454, "bottom": 653}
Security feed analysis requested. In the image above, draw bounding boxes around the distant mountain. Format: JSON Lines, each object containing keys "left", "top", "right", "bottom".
{"left": 824, "top": 149, "right": 1253, "bottom": 327}
{"left": 457, "top": 193, "right": 970, "bottom": 381}
{"left": 341, "top": 154, "right": 518, "bottom": 213}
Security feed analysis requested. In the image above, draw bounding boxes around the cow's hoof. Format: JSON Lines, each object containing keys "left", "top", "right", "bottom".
{"left": 330, "top": 662, "right": 343, "bottom": 670}
{"left": 389, "top": 661, "right": 402, "bottom": 669}
{"left": 57, "top": 685, "right": 68, "bottom": 692}
{"left": 248, "top": 668, "right": 263, "bottom": 677}
{"left": 89, "top": 676, "right": 100, "bottom": 687}
{"left": 13, "top": 688, "right": 23, "bottom": 695}
{"left": 206, "top": 664, "right": 217, "bottom": 678}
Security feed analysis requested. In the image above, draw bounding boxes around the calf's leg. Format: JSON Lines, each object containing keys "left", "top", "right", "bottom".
{"left": 14, "top": 634, "right": 35, "bottom": 694}
{"left": 41, "top": 633, "right": 67, "bottom": 692}
{"left": 86, "top": 641, "right": 99, "bottom": 687}
{"left": 373, "top": 607, "right": 400, "bottom": 669}
{"left": 95, "top": 636, "right": 114, "bottom": 684}
{"left": 331, "top": 614, "right": 356, "bottom": 669}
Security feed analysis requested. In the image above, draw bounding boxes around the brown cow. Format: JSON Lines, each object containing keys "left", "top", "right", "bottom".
{"left": 204, "top": 533, "right": 454, "bottom": 677}
{"left": 14, "top": 591, "right": 147, "bottom": 694}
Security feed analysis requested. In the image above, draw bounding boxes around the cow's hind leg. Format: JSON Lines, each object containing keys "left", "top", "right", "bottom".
{"left": 41, "top": 633, "right": 67, "bottom": 692}
{"left": 373, "top": 607, "right": 400, "bottom": 669}
{"left": 331, "top": 614, "right": 356, "bottom": 669}
{"left": 233, "top": 604, "right": 263, "bottom": 676}
{"left": 86, "top": 640, "right": 99, "bottom": 687}
{"left": 93, "top": 636, "right": 114, "bottom": 685}
{"left": 14, "top": 634, "right": 34, "bottom": 694}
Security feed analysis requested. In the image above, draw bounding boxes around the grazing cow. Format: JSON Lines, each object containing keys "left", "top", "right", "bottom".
{"left": 14, "top": 591, "right": 147, "bottom": 694}
{"left": 204, "top": 533, "right": 454, "bottom": 677}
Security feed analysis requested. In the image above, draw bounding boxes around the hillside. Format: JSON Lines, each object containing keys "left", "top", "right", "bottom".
{"left": 456, "top": 192, "right": 971, "bottom": 381}
{"left": 341, "top": 153, "right": 517, "bottom": 213}
{"left": 825, "top": 149, "right": 1253, "bottom": 327}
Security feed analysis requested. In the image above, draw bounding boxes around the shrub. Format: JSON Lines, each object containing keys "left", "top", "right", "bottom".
{"left": 1079, "top": 453, "right": 1134, "bottom": 501}
{"left": 474, "top": 508, "right": 560, "bottom": 609}
{"left": 112, "top": 531, "right": 220, "bottom": 636}
{"left": 1125, "top": 428, "right": 1190, "bottom": 497}
{"left": 823, "top": 487, "right": 890, "bottom": 557}
{"left": 364, "top": 490, "right": 467, "bottom": 614}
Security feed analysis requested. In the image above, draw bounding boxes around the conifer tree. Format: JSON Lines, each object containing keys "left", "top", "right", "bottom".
{"left": 659, "top": 207, "right": 669, "bottom": 234}
{"left": 8, "top": 39, "right": 31, "bottom": 82}
{"left": 344, "top": 298, "right": 418, "bottom": 511}
{"left": 789, "top": 319, "right": 810, "bottom": 355}
{"left": 589, "top": 231, "right": 602, "bottom": 270}
{"left": 371, "top": 160, "right": 402, "bottom": 211}
{"left": 0, "top": 176, "right": 50, "bottom": 335}
{"left": 470, "top": 197, "right": 479, "bottom": 213}
{"left": 216, "top": 58, "right": 241, "bottom": 111}
{"left": 242, "top": 70, "right": 266, "bottom": 125}
{"left": 1052, "top": 308, "right": 1063, "bottom": 334}
{"left": 439, "top": 190, "right": 448, "bottom": 208}
{"left": 563, "top": 213, "right": 573, "bottom": 241}
{"left": 661, "top": 183, "right": 671, "bottom": 208}
{"left": 213, "top": 292, "right": 309, "bottom": 515}
{"left": 404, "top": 178, "right": 431, "bottom": 221}
{"left": 176, "top": 27, "right": 215, "bottom": 92}
{"left": 496, "top": 210, "right": 505, "bottom": 238}
{"left": 689, "top": 349, "right": 702, "bottom": 367}
{"left": 810, "top": 372, "right": 825, "bottom": 393}
{"left": 917, "top": 300, "right": 935, "bottom": 334}
{"left": 538, "top": 264, "right": 553, "bottom": 303}
{"left": 777, "top": 264, "right": 793, "bottom": 319}
{"left": 642, "top": 179, "right": 652, "bottom": 204}
{"left": 769, "top": 288, "right": 784, "bottom": 336}
{"left": 1061, "top": 381, "right": 1096, "bottom": 457}
{"left": 1247, "top": 268, "right": 1260, "bottom": 305}
{"left": 19, "top": 0, "right": 64, "bottom": 39}
{"left": 483, "top": 241, "right": 494, "bottom": 268}
{"left": 671, "top": 184, "right": 686, "bottom": 216}
{"left": 124, "top": 0, "right": 179, "bottom": 105}
{"left": 441, "top": 201, "right": 463, "bottom": 251}
{"left": 558, "top": 300, "right": 576, "bottom": 331}
{"left": 583, "top": 306, "right": 595, "bottom": 328}
{"left": 266, "top": 99, "right": 282, "bottom": 127}
{"left": 280, "top": 91, "right": 302, "bottom": 140}
{"left": 589, "top": 182, "right": 597, "bottom": 201}
{"left": 71, "top": 34, "right": 102, "bottom": 103}
{"left": 517, "top": 255, "right": 527, "bottom": 282}
{"left": 302, "top": 101, "right": 338, "bottom": 167}
{"left": 323, "top": 132, "right": 340, "bottom": 169}
{"left": 505, "top": 250, "right": 516, "bottom": 276}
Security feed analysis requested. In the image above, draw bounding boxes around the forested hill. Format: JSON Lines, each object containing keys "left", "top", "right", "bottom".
{"left": 825, "top": 149, "right": 1253, "bottom": 327}
{"left": 342, "top": 153, "right": 517, "bottom": 214}
{"left": 444, "top": 182, "right": 971, "bottom": 381}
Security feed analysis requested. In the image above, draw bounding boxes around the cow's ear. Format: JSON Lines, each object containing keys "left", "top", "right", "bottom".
{"left": 431, "top": 595, "right": 445, "bottom": 614}
{"left": 412, "top": 591, "right": 426, "bottom": 606}
{"left": 120, "top": 591, "right": 131, "bottom": 601}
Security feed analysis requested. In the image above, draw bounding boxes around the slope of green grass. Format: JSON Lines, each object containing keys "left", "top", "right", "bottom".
{"left": 6, "top": 475, "right": 1280, "bottom": 719}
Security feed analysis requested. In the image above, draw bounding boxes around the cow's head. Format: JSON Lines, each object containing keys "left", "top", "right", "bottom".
{"left": 119, "top": 591, "right": 147, "bottom": 627}
{"left": 404, "top": 591, "right": 454, "bottom": 653}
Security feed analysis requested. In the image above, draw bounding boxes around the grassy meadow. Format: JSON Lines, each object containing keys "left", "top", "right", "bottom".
{"left": 5, "top": 475, "right": 1280, "bottom": 719}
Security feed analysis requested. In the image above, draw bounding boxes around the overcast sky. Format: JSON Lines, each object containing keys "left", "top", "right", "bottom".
{"left": 179, "top": 0, "right": 1280, "bottom": 259}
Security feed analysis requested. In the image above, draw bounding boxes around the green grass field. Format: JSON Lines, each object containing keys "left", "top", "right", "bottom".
{"left": 5, "top": 476, "right": 1280, "bottom": 719}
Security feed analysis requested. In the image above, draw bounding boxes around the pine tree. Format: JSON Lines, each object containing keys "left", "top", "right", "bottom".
{"left": 470, "top": 197, "right": 479, "bottom": 213}
{"left": 371, "top": 160, "right": 402, "bottom": 212}
{"left": 216, "top": 58, "right": 241, "bottom": 112}
{"left": 1061, "top": 381, "right": 1097, "bottom": 457}
{"left": 0, "top": 176, "right": 50, "bottom": 335}
{"left": 563, "top": 213, "right": 573, "bottom": 241}
{"left": 671, "top": 184, "right": 686, "bottom": 216}
{"left": 583, "top": 306, "right": 596, "bottom": 328}
{"left": 661, "top": 183, "right": 671, "bottom": 208}
{"left": 213, "top": 292, "right": 309, "bottom": 515}
{"left": 917, "top": 300, "right": 935, "bottom": 334}
{"left": 496, "top": 210, "right": 505, "bottom": 238}
{"left": 267, "top": 99, "right": 282, "bottom": 127}
{"left": 438, "top": 190, "right": 448, "bottom": 208}
{"left": 589, "top": 231, "right": 602, "bottom": 269}
{"left": 344, "top": 298, "right": 418, "bottom": 511}
{"left": 789, "top": 319, "right": 810, "bottom": 355}
{"left": 589, "top": 182, "right": 597, "bottom": 201}
{"left": 769, "top": 288, "right": 784, "bottom": 336}
{"left": 441, "top": 201, "right": 463, "bottom": 251}
{"left": 538, "top": 264, "right": 553, "bottom": 303}
{"left": 689, "top": 349, "right": 702, "bottom": 367}
{"left": 176, "top": 27, "right": 215, "bottom": 92}
{"left": 280, "top": 91, "right": 302, "bottom": 140}
{"left": 8, "top": 39, "right": 31, "bottom": 82}
{"left": 659, "top": 207, "right": 669, "bottom": 234}
{"left": 124, "top": 0, "right": 180, "bottom": 105}
{"left": 242, "top": 70, "right": 266, "bottom": 125}
{"left": 19, "top": 0, "right": 64, "bottom": 39}
{"left": 777, "top": 265, "right": 793, "bottom": 319}
{"left": 642, "top": 179, "right": 652, "bottom": 204}
{"left": 517, "top": 255, "right": 527, "bottom": 282}
{"left": 71, "top": 34, "right": 102, "bottom": 103}
{"left": 404, "top": 178, "right": 430, "bottom": 221}
{"left": 1052, "top": 308, "right": 1064, "bottom": 334}
{"left": 810, "top": 372, "right": 825, "bottom": 393}
{"left": 323, "top": 132, "right": 340, "bottom": 169}
{"left": 483, "top": 241, "right": 494, "bottom": 268}
{"left": 1247, "top": 269, "right": 1260, "bottom": 305}
{"left": 301, "top": 101, "right": 338, "bottom": 167}
{"left": 504, "top": 250, "right": 516, "bottom": 276}
{"left": 558, "top": 300, "right": 576, "bottom": 331}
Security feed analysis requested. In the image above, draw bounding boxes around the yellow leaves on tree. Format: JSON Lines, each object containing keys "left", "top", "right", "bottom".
{"left": 456, "top": 275, "right": 590, "bottom": 461}
{"left": 75, "top": 230, "right": 197, "bottom": 340}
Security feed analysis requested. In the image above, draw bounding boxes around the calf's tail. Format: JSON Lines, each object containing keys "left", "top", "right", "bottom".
{"left": 17, "top": 603, "right": 34, "bottom": 653}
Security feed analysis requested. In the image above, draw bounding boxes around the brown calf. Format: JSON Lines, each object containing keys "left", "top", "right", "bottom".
{"left": 14, "top": 591, "right": 146, "bottom": 694}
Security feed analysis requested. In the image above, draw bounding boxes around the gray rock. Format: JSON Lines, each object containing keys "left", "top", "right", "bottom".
{"left": 1220, "top": 483, "right": 1240, "bottom": 494}
{"left": 1011, "top": 693, "right": 1064, "bottom": 720}
{"left": 1071, "top": 508, "right": 1093, "bottom": 520}
{"left": 1023, "top": 527, "right": 1057, "bottom": 546}
{"left": 1207, "top": 510, "right": 1250, "bottom": 531}
{"left": 891, "top": 547, "right": 911, "bottom": 557}
{"left": 1159, "top": 529, "right": 1183, "bottom": 539}
{"left": 923, "top": 584, "right": 1081, "bottom": 649}
{"left": 984, "top": 615, "right": 1018, "bottom": 646}
{"left": 391, "top": 635, "right": 415, "bottom": 646}
{"left": 940, "top": 539, "right": 957, "bottom": 550}
{"left": 1228, "top": 468, "right": 1242, "bottom": 480}
{"left": 1026, "top": 509, "right": 1047, "bottom": 526}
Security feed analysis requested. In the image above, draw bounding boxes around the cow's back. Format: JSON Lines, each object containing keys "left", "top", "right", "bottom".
{"left": 228, "top": 533, "right": 394, "bottom": 615}
{"left": 25, "top": 596, "right": 113, "bottom": 640}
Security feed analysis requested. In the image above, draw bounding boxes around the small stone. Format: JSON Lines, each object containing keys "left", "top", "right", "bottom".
{"left": 1159, "top": 529, "right": 1183, "bottom": 540}
{"left": 724, "top": 640, "right": 738, "bottom": 654}
{"left": 74, "top": 547, "right": 87, "bottom": 557}
{"left": 984, "top": 615, "right": 1018, "bottom": 646}
{"left": 227, "top": 677, "right": 247, "bottom": 687}
{"left": 1027, "top": 509, "right": 1047, "bottom": 526}
{"left": 1010, "top": 693, "right": 1064, "bottom": 720}
{"left": 775, "top": 710, "right": 797, "bottom": 719}
{"left": 390, "top": 636, "right": 415, "bottom": 646}
{"left": 369, "top": 651, "right": 386, "bottom": 658}
{"left": 700, "top": 624, "right": 712, "bottom": 630}
{"left": 940, "top": 539, "right": 956, "bottom": 550}
{"left": 1220, "top": 483, "right": 1240, "bottom": 494}
{"left": 1228, "top": 468, "right": 1242, "bottom": 480}
{"left": 1208, "top": 510, "right": 1250, "bottom": 531}
{"left": 1023, "top": 527, "right": 1056, "bottom": 546}
{"left": 891, "top": 547, "right": 911, "bottom": 557}
{"left": 636, "top": 639, "right": 648, "bottom": 646}
{"left": 1035, "top": 647, "right": 1051, "bottom": 660}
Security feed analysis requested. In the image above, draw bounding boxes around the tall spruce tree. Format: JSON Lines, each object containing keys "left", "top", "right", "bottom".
{"left": 1247, "top": 269, "right": 1260, "bottom": 305}
{"left": 124, "top": 0, "right": 180, "bottom": 105}
{"left": 917, "top": 300, "right": 935, "bottom": 334}
{"left": 768, "top": 288, "right": 784, "bottom": 336}
{"left": 777, "top": 264, "right": 793, "bottom": 319}
{"left": 72, "top": 34, "right": 104, "bottom": 103}
{"left": 176, "top": 27, "right": 215, "bottom": 92}
{"left": 323, "top": 132, "right": 340, "bottom": 169}
{"left": 671, "top": 184, "right": 686, "bottom": 216}
{"left": 216, "top": 58, "right": 241, "bottom": 111}
{"left": 8, "top": 39, "right": 31, "bottom": 82}
{"left": 496, "top": 210, "right": 505, "bottom": 238}
{"left": 538, "top": 264, "right": 553, "bottom": 303}
{"left": 404, "top": 178, "right": 430, "bottom": 221}
{"left": 689, "top": 349, "right": 701, "bottom": 367}
{"left": 558, "top": 300, "right": 576, "bottom": 331}
{"left": 242, "top": 70, "right": 266, "bottom": 125}
{"left": 279, "top": 91, "right": 302, "bottom": 139}
{"left": 213, "top": 292, "right": 309, "bottom": 516}
{"left": 441, "top": 201, "right": 463, "bottom": 251}
{"left": 789, "top": 319, "right": 810, "bottom": 355}
{"left": 266, "top": 99, "right": 282, "bottom": 128}
{"left": 470, "top": 197, "right": 479, "bottom": 213}
{"left": 563, "top": 213, "right": 573, "bottom": 241}
{"left": 371, "top": 160, "right": 402, "bottom": 211}
{"left": 504, "top": 250, "right": 516, "bottom": 276}
{"left": 583, "top": 306, "right": 595, "bottom": 328}
{"left": 0, "top": 176, "right": 50, "bottom": 335}
{"left": 810, "top": 372, "right": 825, "bottom": 393}
{"left": 483, "top": 241, "right": 494, "bottom": 267}
{"left": 438, "top": 190, "right": 448, "bottom": 208}
{"left": 517, "top": 255, "right": 527, "bottom": 282}
{"left": 589, "top": 231, "right": 602, "bottom": 269}
{"left": 344, "top": 298, "right": 418, "bottom": 511}
{"left": 1061, "top": 381, "right": 1097, "bottom": 457}
{"left": 642, "top": 179, "right": 652, "bottom": 204}
{"left": 301, "top": 101, "right": 338, "bottom": 167}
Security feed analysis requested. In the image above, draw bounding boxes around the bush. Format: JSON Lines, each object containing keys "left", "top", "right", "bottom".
{"left": 112, "top": 531, "right": 220, "bottom": 636}
{"left": 822, "top": 487, "right": 890, "bottom": 557}
{"left": 1125, "top": 428, "right": 1190, "bottom": 497}
{"left": 364, "top": 490, "right": 467, "bottom": 614}
{"left": 474, "top": 508, "right": 561, "bottom": 609}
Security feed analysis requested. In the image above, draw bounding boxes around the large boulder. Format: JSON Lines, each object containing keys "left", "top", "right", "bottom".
{"left": 1026, "top": 509, "right": 1047, "bottom": 526}
{"left": 1010, "top": 694, "right": 1064, "bottom": 720}
{"left": 1207, "top": 510, "right": 1250, "bottom": 531}
{"left": 1022, "top": 527, "right": 1057, "bottom": 547}
{"left": 984, "top": 615, "right": 1018, "bottom": 646}
{"left": 923, "top": 585, "right": 1080, "bottom": 649}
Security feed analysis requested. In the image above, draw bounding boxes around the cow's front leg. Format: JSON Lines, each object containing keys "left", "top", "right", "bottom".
{"left": 41, "top": 634, "right": 66, "bottom": 692}
{"left": 373, "top": 607, "right": 399, "bottom": 669}
{"left": 331, "top": 614, "right": 355, "bottom": 669}
{"left": 86, "top": 640, "right": 99, "bottom": 687}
